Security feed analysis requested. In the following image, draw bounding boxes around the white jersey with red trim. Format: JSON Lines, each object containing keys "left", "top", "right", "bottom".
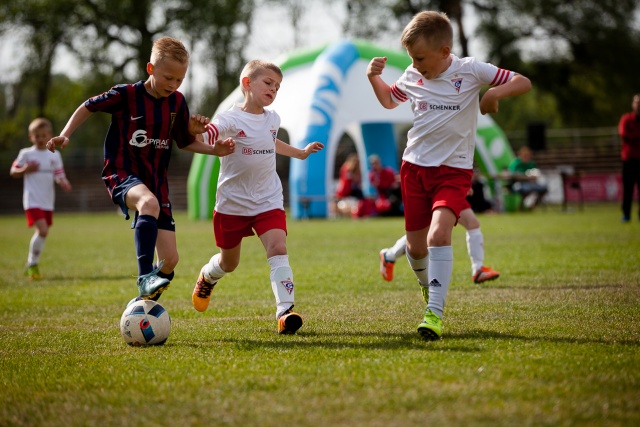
{"left": 203, "top": 105, "right": 283, "bottom": 216}
{"left": 391, "top": 55, "right": 515, "bottom": 169}
{"left": 12, "top": 146, "right": 66, "bottom": 210}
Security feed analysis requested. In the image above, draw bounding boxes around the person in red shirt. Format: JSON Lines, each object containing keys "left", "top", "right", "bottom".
{"left": 618, "top": 93, "right": 640, "bottom": 222}
{"left": 368, "top": 154, "right": 402, "bottom": 216}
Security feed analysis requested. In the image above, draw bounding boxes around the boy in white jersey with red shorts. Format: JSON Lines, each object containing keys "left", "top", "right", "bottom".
{"left": 11, "top": 118, "right": 72, "bottom": 279}
{"left": 192, "top": 60, "right": 324, "bottom": 334}
{"left": 367, "top": 11, "right": 531, "bottom": 340}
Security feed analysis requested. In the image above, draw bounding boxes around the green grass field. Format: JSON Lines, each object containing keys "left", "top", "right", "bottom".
{"left": 1, "top": 204, "right": 639, "bottom": 427}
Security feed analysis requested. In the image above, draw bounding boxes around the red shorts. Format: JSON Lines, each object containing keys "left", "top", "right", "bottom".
{"left": 400, "top": 162, "right": 473, "bottom": 231}
{"left": 25, "top": 208, "right": 53, "bottom": 227}
{"left": 213, "top": 209, "right": 287, "bottom": 249}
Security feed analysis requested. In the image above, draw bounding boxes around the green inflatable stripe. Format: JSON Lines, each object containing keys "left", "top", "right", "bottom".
{"left": 187, "top": 154, "right": 220, "bottom": 220}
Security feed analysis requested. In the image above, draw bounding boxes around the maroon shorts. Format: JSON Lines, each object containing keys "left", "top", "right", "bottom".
{"left": 25, "top": 208, "right": 53, "bottom": 227}
{"left": 213, "top": 209, "right": 287, "bottom": 249}
{"left": 400, "top": 162, "right": 473, "bottom": 231}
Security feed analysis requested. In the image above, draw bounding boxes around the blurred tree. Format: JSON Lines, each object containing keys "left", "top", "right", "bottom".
{"left": 0, "top": 0, "right": 80, "bottom": 118}
{"left": 390, "top": 0, "right": 469, "bottom": 56}
{"left": 176, "top": 0, "right": 254, "bottom": 113}
{"left": 0, "top": 0, "right": 255, "bottom": 155}
{"left": 471, "top": 0, "right": 640, "bottom": 127}
{"left": 68, "top": 0, "right": 172, "bottom": 82}
{"left": 343, "top": 0, "right": 400, "bottom": 41}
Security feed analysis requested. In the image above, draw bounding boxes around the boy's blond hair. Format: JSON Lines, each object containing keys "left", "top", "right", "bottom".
{"left": 239, "top": 60, "right": 283, "bottom": 95}
{"left": 150, "top": 37, "right": 189, "bottom": 66}
{"left": 28, "top": 118, "right": 53, "bottom": 135}
{"left": 401, "top": 11, "right": 453, "bottom": 50}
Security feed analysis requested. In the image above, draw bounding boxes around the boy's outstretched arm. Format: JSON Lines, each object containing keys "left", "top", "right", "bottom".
{"left": 46, "top": 105, "right": 93, "bottom": 152}
{"left": 367, "top": 57, "right": 398, "bottom": 110}
{"left": 480, "top": 74, "right": 532, "bottom": 115}
{"left": 182, "top": 137, "right": 236, "bottom": 157}
{"left": 275, "top": 139, "right": 324, "bottom": 160}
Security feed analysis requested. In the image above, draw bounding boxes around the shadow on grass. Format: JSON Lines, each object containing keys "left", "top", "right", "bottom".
{"left": 475, "top": 283, "right": 628, "bottom": 291}
{"left": 172, "top": 327, "right": 640, "bottom": 352}
{"left": 444, "top": 329, "right": 640, "bottom": 346}
{"left": 177, "top": 330, "right": 481, "bottom": 352}
{"left": 33, "top": 274, "right": 135, "bottom": 282}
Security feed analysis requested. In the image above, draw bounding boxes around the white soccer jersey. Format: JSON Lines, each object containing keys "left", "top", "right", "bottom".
{"left": 12, "top": 146, "right": 66, "bottom": 210}
{"left": 391, "top": 55, "right": 514, "bottom": 169}
{"left": 203, "top": 105, "right": 283, "bottom": 216}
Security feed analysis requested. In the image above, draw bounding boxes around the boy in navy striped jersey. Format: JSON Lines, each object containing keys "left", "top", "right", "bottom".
{"left": 47, "top": 37, "right": 235, "bottom": 304}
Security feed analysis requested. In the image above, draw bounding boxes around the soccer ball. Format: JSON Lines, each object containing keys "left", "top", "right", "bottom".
{"left": 120, "top": 300, "right": 171, "bottom": 346}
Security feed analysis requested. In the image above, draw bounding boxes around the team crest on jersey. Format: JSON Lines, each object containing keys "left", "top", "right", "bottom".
{"left": 280, "top": 279, "right": 294, "bottom": 295}
{"left": 416, "top": 78, "right": 424, "bottom": 86}
{"left": 270, "top": 128, "right": 277, "bottom": 142}
{"left": 451, "top": 78, "right": 463, "bottom": 93}
{"left": 236, "top": 130, "right": 247, "bottom": 138}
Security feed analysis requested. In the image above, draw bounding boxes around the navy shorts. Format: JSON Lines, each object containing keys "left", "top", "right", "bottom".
{"left": 109, "top": 175, "right": 144, "bottom": 221}
{"left": 108, "top": 175, "right": 175, "bottom": 232}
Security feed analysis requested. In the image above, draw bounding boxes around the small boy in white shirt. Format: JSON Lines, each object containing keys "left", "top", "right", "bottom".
{"left": 10, "top": 118, "right": 72, "bottom": 279}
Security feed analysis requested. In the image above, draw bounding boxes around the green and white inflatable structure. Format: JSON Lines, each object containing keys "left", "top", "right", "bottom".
{"left": 188, "top": 40, "right": 514, "bottom": 220}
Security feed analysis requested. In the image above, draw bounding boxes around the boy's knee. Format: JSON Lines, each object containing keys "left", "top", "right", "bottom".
{"left": 138, "top": 195, "right": 160, "bottom": 217}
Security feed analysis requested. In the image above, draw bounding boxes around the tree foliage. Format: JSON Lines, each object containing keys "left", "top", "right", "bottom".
{"left": 472, "top": 0, "right": 640, "bottom": 127}
{"left": 0, "top": 0, "right": 254, "bottom": 155}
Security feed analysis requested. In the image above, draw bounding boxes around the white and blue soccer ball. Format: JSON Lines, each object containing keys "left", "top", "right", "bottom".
{"left": 120, "top": 300, "right": 171, "bottom": 346}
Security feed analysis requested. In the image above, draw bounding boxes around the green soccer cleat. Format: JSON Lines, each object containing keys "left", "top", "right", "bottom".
{"left": 417, "top": 308, "right": 443, "bottom": 341}
{"left": 24, "top": 264, "right": 42, "bottom": 280}
{"left": 136, "top": 261, "right": 170, "bottom": 300}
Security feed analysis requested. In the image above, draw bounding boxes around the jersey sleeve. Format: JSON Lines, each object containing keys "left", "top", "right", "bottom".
{"left": 84, "top": 84, "right": 127, "bottom": 114}
{"left": 203, "top": 112, "right": 236, "bottom": 145}
{"left": 472, "top": 59, "right": 515, "bottom": 86}
{"left": 390, "top": 70, "right": 410, "bottom": 104}
{"left": 13, "top": 148, "right": 28, "bottom": 168}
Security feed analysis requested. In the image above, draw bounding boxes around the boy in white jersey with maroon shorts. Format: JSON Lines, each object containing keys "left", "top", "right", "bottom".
{"left": 367, "top": 11, "right": 531, "bottom": 340}
{"left": 192, "top": 60, "right": 324, "bottom": 334}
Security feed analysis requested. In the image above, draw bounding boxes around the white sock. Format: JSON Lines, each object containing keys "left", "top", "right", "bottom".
{"left": 268, "top": 255, "right": 295, "bottom": 319}
{"left": 386, "top": 235, "right": 407, "bottom": 262}
{"left": 426, "top": 246, "right": 453, "bottom": 318}
{"left": 406, "top": 250, "right": 428, "bottom": 286}
{"left": 203, "top": 253, "right": 226, "bottom": 283}
{"left": 466, "top": 228, "right": 484, "bottom": 275}
{"left": 27, "top": 234, "right": 45, "bottom": 266}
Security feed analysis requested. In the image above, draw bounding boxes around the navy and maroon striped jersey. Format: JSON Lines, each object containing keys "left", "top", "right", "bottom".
{"left": 85, "top": 81, "right": 195, "bottom": 213}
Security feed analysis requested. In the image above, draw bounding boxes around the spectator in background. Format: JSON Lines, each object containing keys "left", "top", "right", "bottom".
{"left": 508, "top": 146, "right": 548, "bottom": 209}
{"left": 335, "top": 153, "right": 373, "bottom": 217}
{"left": 368, "top": 154, "right": 402, "bottom": 216}
{"left": 618, "top": 93, "right": 640, "bottom": 223}
{"left": 335, "top": 153, "right": 364, "bottom": 200}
